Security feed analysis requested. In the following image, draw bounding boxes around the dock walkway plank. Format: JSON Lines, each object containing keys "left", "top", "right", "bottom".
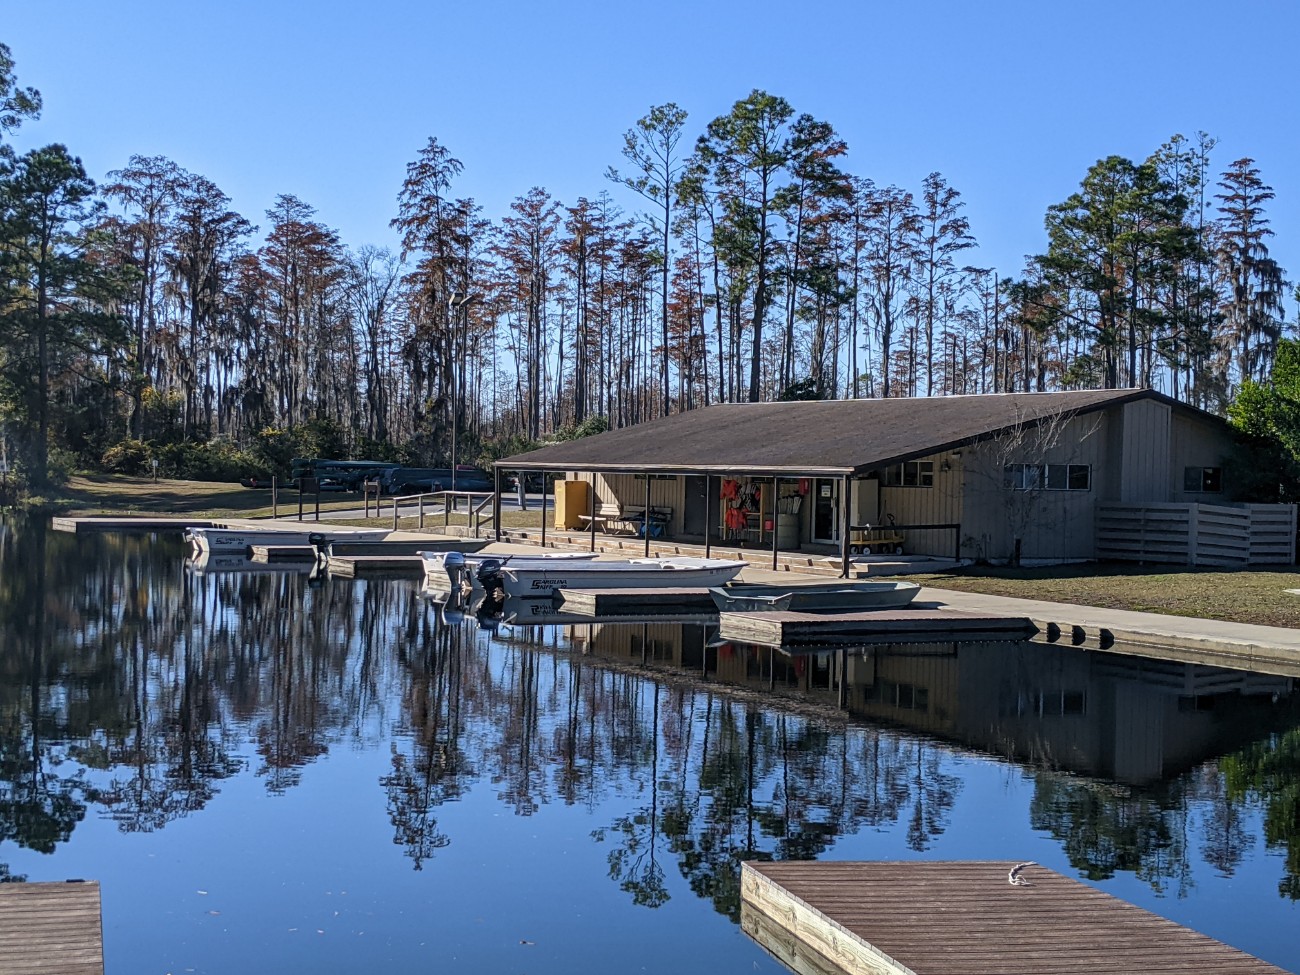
{"left": 720, "top": 609, "right": 1034, "bottom": 646}
{"left": 0, "top": 880, "right": 104, "bottom": 975}
{"left": 743, "top": 861, "right": 1287, "bottom": 975}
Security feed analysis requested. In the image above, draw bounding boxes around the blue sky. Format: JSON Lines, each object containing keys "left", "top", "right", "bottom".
{"left": 6, "top": 0, "right": 1298, "bottom": 296}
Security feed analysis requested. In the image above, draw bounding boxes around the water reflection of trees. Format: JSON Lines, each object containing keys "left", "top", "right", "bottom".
{"left": 4, "top": 518, "right": 1300, "bottom": 916}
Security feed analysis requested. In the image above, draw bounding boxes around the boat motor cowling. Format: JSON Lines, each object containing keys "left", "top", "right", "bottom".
{"left": 442, "top": 550, "right": 469, "bottom": 592}
{"left": 475, "top": 557, "right": 505, "bottom": 594}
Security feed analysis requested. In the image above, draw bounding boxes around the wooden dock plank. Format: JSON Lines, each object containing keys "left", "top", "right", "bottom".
{"left": 326, "top": 554, "right": 425, "bottom": 578}
{"left": 249, "top": 544, "right": 318, "bottom": 562}
{"left": 555, "top": 587, "right": 717, "bottom": 616}
{"left": 52, "top": 515, "right": 216, "bottom": 534}
{"left": 0, "top": 881, "right": 104, "bottom": 975}
{"left": 742, "top": 861, "right": 1285, "bottom": 975}
{"left": 719, "top": 609, "right": 1035, "bottom": 646}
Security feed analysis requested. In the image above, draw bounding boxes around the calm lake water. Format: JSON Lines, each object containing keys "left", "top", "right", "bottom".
{"left": 1, "top": 519, "right": 1298, "bottom": 974}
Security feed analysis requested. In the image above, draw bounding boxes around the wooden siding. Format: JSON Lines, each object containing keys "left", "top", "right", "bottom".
{"left": 1170, "top": 411, "right": 1238, "bottom": 502}
{"left": 1120, "top": 398, "right": 1171, "bottom": 502}
{"left": 1097, "top": 502, "right": 1296, "bottom": 566}
{"left": 959, "top": 413, "right": 1109, "bottom": 562}
{"left": 0, "top": 881, "right": 103, "bottom": 975}
{"left": 588, "top": 473, "right": 687, "bottom": 536}
{"left": 876, "top": 449, "right": 963, "bottom": 556}
{"left": 741, "top": 860, "right": 1288, "bottom": 975}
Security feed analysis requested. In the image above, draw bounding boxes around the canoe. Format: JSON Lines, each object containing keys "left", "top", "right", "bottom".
{"left": 483, "top": 556, "right": 747, "bottom": 600}
{"left": 421, "top": 549, "right": 600, "bottom": 589}
{"left": 185, "top": 526, "right": 388, "bottom": 555}
{"left": 709, "top": 580, "right": 921, "bottom": 613}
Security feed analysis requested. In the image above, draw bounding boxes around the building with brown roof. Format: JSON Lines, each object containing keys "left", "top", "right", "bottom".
{"left": 496, "top": 389, "right": 1252, "bottom": 565}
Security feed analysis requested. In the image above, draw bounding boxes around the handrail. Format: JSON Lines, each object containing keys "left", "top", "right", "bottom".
{"left": 381, "top": 489, "right": 495, "bottom": 531}
{"left": 471, "top": 494, "right": 494, "bottom": 538}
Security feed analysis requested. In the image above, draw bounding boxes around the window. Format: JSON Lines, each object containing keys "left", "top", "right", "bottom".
{"left": 1005, "top": 463, "right": 1090, "bottom": 491}
{"left": 884, "top": 460, "right": 934, "bottom": 488}
{"left": 1184, "top": 466, "right": 1222, "bottom": 493}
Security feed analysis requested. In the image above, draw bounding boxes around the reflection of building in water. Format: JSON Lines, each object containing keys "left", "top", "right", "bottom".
{"left": 573, "top": 621, "right": 1295, "bottom": 787}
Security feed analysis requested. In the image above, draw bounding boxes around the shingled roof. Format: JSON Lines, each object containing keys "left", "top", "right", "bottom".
{"left": 498, "top": 389, "right": 1207, "bottom": 476}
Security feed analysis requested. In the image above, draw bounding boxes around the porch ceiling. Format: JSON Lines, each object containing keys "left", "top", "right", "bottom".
{"left": 497, "top": 389, "right": 1165, "bottom": 476}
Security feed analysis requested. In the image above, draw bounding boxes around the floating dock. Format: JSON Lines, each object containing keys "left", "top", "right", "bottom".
{"left": 719, "top": 608, "right": 1034, "bottom": 646}
{"left": 327, "top": 554, "right": 424, "bottom": 578}
{"left": 554, "top": 587, "right": 716, "bottom": 617}
{"left": 741, "top": 861, "right": 1286, "bottom": 975}
{"left": 0, "top": 880, "right": 104, "bottom": 975}
{"left": 249, "top": 544, "right": 318, "bottom": 563}
{"left": 52, "top": 516, "right": 215, "bottom": 534}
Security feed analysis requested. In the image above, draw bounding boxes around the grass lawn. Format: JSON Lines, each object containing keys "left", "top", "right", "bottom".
{"left": 911, "top": 562, "right": 1300, "bottom": 628}
{"left": 40, "top": 474, "right": 546, "bottom": 529}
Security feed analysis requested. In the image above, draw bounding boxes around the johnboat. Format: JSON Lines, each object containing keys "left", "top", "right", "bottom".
{"left": 422, "top": 549, "right": 600, "bottom": 590}
{"left": 478, "top": 556, "right": 747, "bottom": 600}
{"left": 708, "top": 580, "right": 922, "bottom": 613}
{"left": 185, "top": 526, "right": 389, "bottom": 555}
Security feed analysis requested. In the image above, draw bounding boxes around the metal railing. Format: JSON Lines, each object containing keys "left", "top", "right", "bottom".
{"left": 377, "top": 490, "right": 495, "bottom": 532}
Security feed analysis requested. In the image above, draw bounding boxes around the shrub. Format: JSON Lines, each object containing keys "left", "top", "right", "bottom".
{"left": 101, "top": 439, "right": 151, "bottom": 475}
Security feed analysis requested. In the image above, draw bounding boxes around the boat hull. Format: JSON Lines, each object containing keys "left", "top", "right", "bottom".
{"left": 496, "top": 558, "right": 746, "bottom": 600}
{"left": 186, "top": 527, "right": 388, "bottom": 555}
{"left": 709, "top": 581, "right": 921, "bottom": 613}
{"left": 421, "top": 550, "right": 600, "bottom": 589}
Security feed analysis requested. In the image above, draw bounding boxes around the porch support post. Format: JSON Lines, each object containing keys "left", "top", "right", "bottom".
{"left": 589, "top": 472, "right": 597, "bottom": 552}
{"left": 704, "top": 474, "right": 712, "bottom": 558}
{"left": 541, "top": 470, "right": 548, "bottom": 548}
{"left": 643, "top": 470, "right": 652, "bottom": 557}
{"left": 840, "top": 474, "right": 852, "bottom": 579}
{"left": 494, "top": 467, "right": 502, "bottom": 542}
{"left": 770, "top": 475, "right": 779, "bottom": 570}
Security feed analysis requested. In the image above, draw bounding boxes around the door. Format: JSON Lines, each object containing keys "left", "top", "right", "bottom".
{"left": 812, "top": 478, "right": 840, "bottom": 543}
{"left": 682, "top": 476, "right": 708, "bottom": 537}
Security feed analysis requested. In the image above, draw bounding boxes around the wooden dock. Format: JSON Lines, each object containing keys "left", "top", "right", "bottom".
{"left": 554, "top": 587, "right": 717, "bottom": 617}
{"left": 0, "top": 880, "right": 104, "bottom": 975}
{"left": 249, "top": 544, "right": 318, "bottom": 563}
{"left": 741, "top": 861, "right": 1286, "bottom": 975}
{"left": 52, "top": 515, "right": 215, "bottom": 534}
{"left": 719, "top": 608, "right": 1034, "bottom": 646}
{"left": 327, "top": 554, "right": 425, "bottom": 578}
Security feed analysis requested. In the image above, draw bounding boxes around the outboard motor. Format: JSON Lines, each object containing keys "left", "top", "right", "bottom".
{"left": 474, "top": 557, "right": 505, "bottom": 596}
{"left": 443, "top": 550, "right": 469, "bottom": 592}
{"left": 307, "top": 532, "right": 328, "bottom": 559}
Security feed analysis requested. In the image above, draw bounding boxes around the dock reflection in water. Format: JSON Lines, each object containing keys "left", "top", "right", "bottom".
{"left": 1, "top": 519, "right": 1299, "bottom": 973}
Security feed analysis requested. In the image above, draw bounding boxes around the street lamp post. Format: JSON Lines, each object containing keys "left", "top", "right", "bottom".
{"left": 447, "top": 291, "right": 479, "bottom": 493}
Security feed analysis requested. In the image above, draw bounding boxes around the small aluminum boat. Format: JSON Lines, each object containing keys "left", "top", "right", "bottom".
{"left": 708, "top": 580, "right": 921, "bottom": 613}
{"left": 483, "top": 556, "right": 747, "bottom": 600}
{"left": 185, "top": 526, "right": 389, "bottom": 555}
{"left": 422, "top": 550, "right": 601, "bottom": 590}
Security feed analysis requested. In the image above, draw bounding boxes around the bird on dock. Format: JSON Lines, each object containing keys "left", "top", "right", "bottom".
{"left": 1008, "top": 862, "right": 1035, "bottom": 886}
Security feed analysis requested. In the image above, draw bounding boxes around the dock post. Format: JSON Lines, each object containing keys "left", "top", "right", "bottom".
{"left": 314, "top": 481, "right": 321, "bottom": 522}
{"left": 541, "top": 470, "right": 549, "bottom": 548}
{"left": 840, "top": 474, "right": 851, "bottom": 578}
{"left": 392, "top": 497, "right": 398, "bottom": 530}
{"left": 494, "top": 467, "right": 502, "bottom": 542}
{"left": 770, "top": 475, "right": 779, "bottom": 570}
{"left": 704, "top": 474, "right": 712, "bottom": 558}
{"left": 643, "top": 471, "right": 651, "bottom": 557}
{"left": 418, "top": 495, "right": 424, "bottom": 529}
{"left": 589, "top": 474, "right": 597, "bottom": 552}
{"left": 272, "top": 476, "right": 278, "bottom": 518}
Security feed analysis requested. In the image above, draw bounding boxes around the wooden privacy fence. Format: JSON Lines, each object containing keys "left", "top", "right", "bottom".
{"left": 1096, "top": 502, "right": 1297, "bottom": 566}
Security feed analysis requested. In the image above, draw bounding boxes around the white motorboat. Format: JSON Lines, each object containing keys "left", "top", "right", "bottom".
{"left": 185, "top": 526, "right": 389, "bottom": 555}
{"left": 421, "top": 549, "right": 600, "bottom": 590}
{"left": 479, "top": 556, "right": 747, "bottom": 600}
